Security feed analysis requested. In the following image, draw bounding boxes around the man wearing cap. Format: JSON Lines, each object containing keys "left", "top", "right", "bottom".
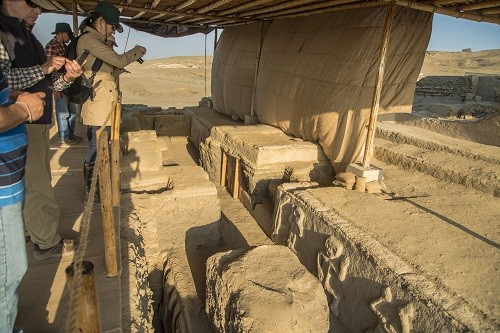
{"left": 0, "top": 0, "right": 83, "bottom": 261}
{"left": 45, "top": 22, "right": 83, "bottom": 145}
{"left": 77, "top": 1, "right": 146, "bottom": 201}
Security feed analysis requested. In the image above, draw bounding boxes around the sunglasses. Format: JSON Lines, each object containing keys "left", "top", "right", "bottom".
{"left": 25, "top": 0, "right": 41, "bottom": 8}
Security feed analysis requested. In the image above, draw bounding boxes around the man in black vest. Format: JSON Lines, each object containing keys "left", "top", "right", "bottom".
{"left": 0, "top": 0, "right": 83, "bottom": 260}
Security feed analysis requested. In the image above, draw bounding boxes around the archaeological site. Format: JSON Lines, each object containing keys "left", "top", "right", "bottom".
{"left": 15, "top": 1, "right": 499, "bottom": 333}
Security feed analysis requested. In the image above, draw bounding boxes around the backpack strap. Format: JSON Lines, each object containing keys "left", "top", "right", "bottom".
{"left": 90, "top": 58, "right": 103, "bottom": 76}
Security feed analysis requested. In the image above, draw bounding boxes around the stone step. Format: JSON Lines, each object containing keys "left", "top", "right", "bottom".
{"left": 374, "top": 137, "right": 500, "bottom": 197}
{"left": 375, "top": 121, "right": 500, "bottom": 165}
{"left": 270, "top": 182, "right": 499, "bottom": 332}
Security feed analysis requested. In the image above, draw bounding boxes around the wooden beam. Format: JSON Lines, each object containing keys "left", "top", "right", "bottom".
{"left": 220, "top": 150, "right": 227, "bottom": 186}
{"left": 150, "top": 13, "right": 167, "bottom": 19}
{"left": 254, "top": 0, "right": 361, "bottom": 19}
{"left": 197, "top": 0, "right": 234, "bottom": 14}
{"left": 56, "top": 0, "right": 258, "bottom": 24}
{"left": 480, "top": 6, "right": 500, "bottom": 15}
{"left": 232, "top": 157, "right": 240, "bottom": 199}
{"left": 72, "top": 0, "right": 78, "bottom": 34}
{"left": 240, "top": 0, "right": 320, "bottom": 18}
{"left": 432, "top": 0, "right": 467, "bottom": 6}
{"left": 276, "top": 1, "right": 384, "bottom": 19}
{"left": 458, "top": 0, "right": 500, "bottom": 12}
{"left": 218, "top": 0, "right": 274, "bottom": 16}
{"left": 391, "top": 0, "right": 500, "bottom": 24}
{"left": 362, "top": 2, "right": 394, "bottom": 168}
{"left": 97, "top": 130, "right": 118, "bottom": 277}
{"left": 250, "top": 22, "right": 263, "bottom": 117}
{"left": 175, "top": 0, "right": 197, "bottom": 11}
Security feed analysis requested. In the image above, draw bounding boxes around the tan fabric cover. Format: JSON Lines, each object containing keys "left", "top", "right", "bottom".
{"left": 211, "top": 7, "right": 432, "bottom": 172}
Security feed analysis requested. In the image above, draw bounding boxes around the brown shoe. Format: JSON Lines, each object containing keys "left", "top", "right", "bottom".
{"left": 33, "top": 239, "right": 78, "bottom": 260}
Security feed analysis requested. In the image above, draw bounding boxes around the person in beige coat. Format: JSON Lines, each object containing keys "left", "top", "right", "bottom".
{"left": 76, "top": 1, "right": 146, "bottom": 199}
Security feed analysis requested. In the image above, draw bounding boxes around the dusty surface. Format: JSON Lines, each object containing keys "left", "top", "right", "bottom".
{"left": 120, "top": 56, "right": 212, "bottom": 108}
{"left": 116, "top": 50, "right": 499, "bottom": 332}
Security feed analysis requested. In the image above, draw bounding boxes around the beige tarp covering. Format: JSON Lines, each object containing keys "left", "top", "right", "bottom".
{"left": 211, "top": 7, "right": 432, "bottom": 172}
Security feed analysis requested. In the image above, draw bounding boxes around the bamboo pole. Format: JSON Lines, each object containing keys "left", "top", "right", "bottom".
{"left": 255, "top": 0, "right": 361, "bottom": 19}
{"left": 214, "top": 28, "right": 218, "bottom": 53}
{"left": 390, "top": 0, "right": 500, "bottom": 24}
{"left": 458, "top": 0, "right": 500, "bottom": 12}
{"left": 220, "top": 150, "right": 227, "bottom": 186}
{"left": 250, "top": 22, "right": 264, "bottom": 117}
{"left": 175, "top": 0, "right": 198, "bottom": 11}
{"left": 65, "top": 261, "right": 101, "bottom": 333}
{"left": 232, "top": 157, "right": 240, "bottom": 199}
{"left": 97, "top": 131, "right": 118, "bottom": 277}
{"left": 197, "top": 0, "right": 234, "bottom": 14}
{"left": 219, "top": 0, "right": 274, "bottom": 16}
{"left": 362, "top": 2, "right": 394, "bottom": 168}
{"left": 111, "top": 102, "right": 121, "bottom": 207}
{"left": 433, "top": 0, "right": 470, "bottom": 6}
{"left": 56, "top": 0, "right": 258, "bottom": 24}
{"left": 266, "top": 1, "right": 385, "bottom": 20}
{"left": 72, "top": 0, "right": 78, "bottom": 34}
{"left": 480, "top": 7, "right": 500, "bottom": 15}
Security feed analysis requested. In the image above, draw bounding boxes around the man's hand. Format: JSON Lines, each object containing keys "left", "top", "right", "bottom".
{"left": 40, "top": 56, "right": 66, "bottom": 74}
{"left": 63, "top": 59, "right": 84, "bottom": 83}
{"left": 16, "top": 92, "right": 45, "bottom": 122}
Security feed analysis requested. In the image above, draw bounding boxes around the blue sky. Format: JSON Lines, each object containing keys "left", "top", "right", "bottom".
{"left": 32, "top": 13, "right": 500, "bottom": 60}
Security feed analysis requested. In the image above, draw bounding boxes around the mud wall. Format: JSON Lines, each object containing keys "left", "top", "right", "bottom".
{"left": 211, "top": 7, "right": 432, "bottom": 172}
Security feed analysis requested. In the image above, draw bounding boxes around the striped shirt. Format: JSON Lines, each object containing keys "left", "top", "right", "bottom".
{"left": 0, "top": 72, "right": 27, "bottom": 206}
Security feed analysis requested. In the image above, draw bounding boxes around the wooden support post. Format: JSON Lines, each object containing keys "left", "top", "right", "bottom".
{"left": 65, "top": 261, "right": 101, "bottom": 333}
{"left": 220, "top": 150, "right": 227, "bottom": 186}
{"left": 362, "top": 2, "right": 394, "bottom": 168}
{"left": 213, "top": 28, "right": 218, "bottom": 53}
{"left": 97, "top": 131, "right": 118, "bottom": 277}
{"left": 72, "top": 0, "right": 78, "bottom": 34}
{"left": 232, "top": 157, "right": 240, "bottom": 199}
{"left": 250, "top": 22, "right": 264, "bottom": 117}
{"left": 111, "top": 102, "right": 121, "bottom": 207}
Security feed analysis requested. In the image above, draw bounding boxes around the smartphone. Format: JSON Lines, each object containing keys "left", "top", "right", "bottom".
{"left": 76, "top": 49, "right": 90, "bottom": 65}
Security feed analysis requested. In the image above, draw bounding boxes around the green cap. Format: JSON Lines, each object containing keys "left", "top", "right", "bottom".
{"left": 92, "top": 1, "right": 123, "bottom": 33}
{"left": 51, "top": 22, "right": 73, "bottom": 35}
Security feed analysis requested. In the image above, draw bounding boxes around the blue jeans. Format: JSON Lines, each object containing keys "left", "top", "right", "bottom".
{"left": 85, "top": 126, "right": 110, "bottom": 164}
{"left": 0, "top": 202, "right": 28, "bottom": 333}
{"left": 55, "top": 93, "right": 77, "bottom": 139}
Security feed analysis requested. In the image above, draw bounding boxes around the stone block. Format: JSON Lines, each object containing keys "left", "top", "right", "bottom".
{"left": 155, "top": 115, "right": 192, "bottom": 137}
{"left": 206, "top": 245, "right": 329, "bottom": 333}
{"left": 346, "top": 163, "right": 383, "bottom": 183}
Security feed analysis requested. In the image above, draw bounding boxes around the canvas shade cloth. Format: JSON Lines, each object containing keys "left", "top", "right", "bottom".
{"left": 211, "top": 6, "right": 432, "bottom": 173}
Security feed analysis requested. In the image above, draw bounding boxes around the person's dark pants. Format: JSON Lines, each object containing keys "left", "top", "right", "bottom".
{"left": 84, "top": 126, "right": 110, "bottom": 198}
{"left": 84, "top": 125, "right": 110, "bottom": 164}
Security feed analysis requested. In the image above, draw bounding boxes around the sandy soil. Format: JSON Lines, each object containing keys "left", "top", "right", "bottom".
{"left": 421, "top": 49, "right": 500, "bottom": 76}
{"left": 120, "top": 56, "right": 212, "bottom": 108}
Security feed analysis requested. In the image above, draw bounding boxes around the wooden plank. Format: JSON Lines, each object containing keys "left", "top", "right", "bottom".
{"left": 362, "top": 2, "right": 394, "bottom": 168}
{"left": 220, "top": 150, "right": 227, "bottom": 186}
{"left": 232, "top": 157, "right": 240, "bottom": 199}
{"left": 97, "top": 132, "right": 118, "bottom": 277}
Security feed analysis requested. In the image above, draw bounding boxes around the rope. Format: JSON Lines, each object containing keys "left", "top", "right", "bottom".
{"left": 124, "top": 26, "right": 132, "bottom": 53}
{"left": 66, "top": 109, "right": 114, "bottom": 333}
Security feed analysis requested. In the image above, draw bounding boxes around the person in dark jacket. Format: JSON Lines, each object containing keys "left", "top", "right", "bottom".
{"left": 0, "top": 0, "right": 83, "bottom": 260}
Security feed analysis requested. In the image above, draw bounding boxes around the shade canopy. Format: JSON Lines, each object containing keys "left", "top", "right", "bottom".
{"left": 43, "top": 0, "right": 499, "bottom": 37}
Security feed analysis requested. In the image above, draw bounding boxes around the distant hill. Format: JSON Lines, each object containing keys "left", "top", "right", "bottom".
{"left": 421, "top": 49, "right": 500, "bottom": 76}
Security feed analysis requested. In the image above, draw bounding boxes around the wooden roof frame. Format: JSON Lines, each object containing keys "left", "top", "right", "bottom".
{"left": 45, "top": 0, "right": 499, "bottom": 35}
